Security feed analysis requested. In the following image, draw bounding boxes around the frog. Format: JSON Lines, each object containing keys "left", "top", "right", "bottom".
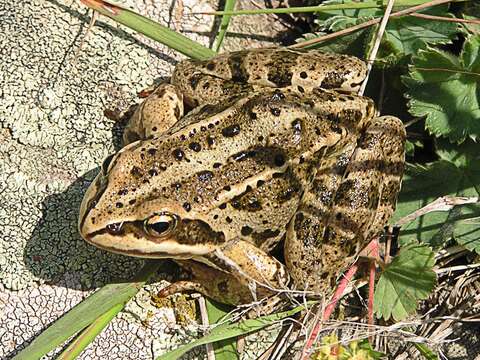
{"left": 78, "top": 48, "right": 406, "bottom": 305}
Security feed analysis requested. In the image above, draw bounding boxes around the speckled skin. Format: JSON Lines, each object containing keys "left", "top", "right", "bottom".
{"left": 79, "top": 48, "right": 405, "bottom": 304}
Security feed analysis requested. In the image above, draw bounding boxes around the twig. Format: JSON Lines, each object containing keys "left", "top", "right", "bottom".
{"left": 368, "top": 240, "right": 380, "bottom": 333}
{"left": 358, "top": 0, "right": 395, "bottom": 95}
{"left": 410, "top": 12, "right": 480, "bottom": 25}
{"left": 436, "top": 263, "right": 480, "bottom": 274}
{"left": 395, "top": 196, "right": 479, "bottom": 227}
{"left": 290, "top": 0, "right": 456, "bottom": 49}
{"left": 197, "top": 296, "right": 215, "bottom": 360}
{"left": 74, "top": 10, "right": 99, "bottom": 61}
{"left": 435, "top": 245, "right": 467, "bottom": 260}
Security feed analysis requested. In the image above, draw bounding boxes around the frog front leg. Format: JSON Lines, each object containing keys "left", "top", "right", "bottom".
{"left": 158, "top": 239, "right": 290, "bottom": 305}
{"left": 285, "top": 115, "right": 406, "bottom": 294}
{"left": 123, "top": 84, "right": 184, "bottom": 144}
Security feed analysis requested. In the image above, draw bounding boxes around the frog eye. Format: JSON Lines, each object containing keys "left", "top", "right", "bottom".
{"left": 144, "top": 213, "right": 177, "bottom": 237}
{"left": 102, "top": 154, "right": 115, "bottom": 173}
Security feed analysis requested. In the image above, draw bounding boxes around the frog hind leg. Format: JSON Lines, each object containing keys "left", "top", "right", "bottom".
{"left": 123, "top": 83, "right": 184, "bottom": 145}
{"left": 285, "top": 115, "right": 405, "bottom": 294}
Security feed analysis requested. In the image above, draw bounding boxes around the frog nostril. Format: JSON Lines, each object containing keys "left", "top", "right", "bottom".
{"left": 106, "top": 222, "right": 123, "bottom": 234}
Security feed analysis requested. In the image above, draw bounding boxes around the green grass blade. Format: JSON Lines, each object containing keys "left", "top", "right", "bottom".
{"left": 57, "top": 303, "right": 124, "bottom": 360}
{"left": 203, "top": 0, "right": 468, "bottom": 16}
{"left": 156, "top": 302, "right": 312, "bottom": 360}
{"left": 13, "top": 260, "right": 161, "bottom": 360}
{"left": 80, "top": 0, "right": 215, "bottom": 60}
{"left": 213, "top": 0, "right": 236, "bottom": 52}
{"left": 415, "top": 343, "right": 439, "bottom": 360}
{"left": 206, "top": 299, "right": 238, "bottom": 360}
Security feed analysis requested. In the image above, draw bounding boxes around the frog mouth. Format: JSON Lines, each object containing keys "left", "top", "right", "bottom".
{"left": 83, "top": 220, "right": 221, "bottom": 259}
{"left": 84, "top": 230, "right": 218, "bottom": 259}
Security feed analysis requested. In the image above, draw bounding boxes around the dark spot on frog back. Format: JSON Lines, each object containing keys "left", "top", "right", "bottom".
{"left": 251, "top": 229, "right": 281, "bottom": 244}
{"left": 222, "top": 124, "right": 240, "bottom": 137}
{"left": 172, "top": 148, "right": 185, "bottom": 160}
{"left": 189, "top": 73, "right": 203, "bottom": 90}
{"left": 227, "top": 51, "right": 250, "bottom": 82}
{"left": 321, "top": 70, "right": 349, "bottom": 89}
{"left": 266, "top": 50, "right": 298, "bottom": 86}
{"left": 130, "top": 166, "right": 143, "bottom": 177}
{"left": 189, "top": 142, "right": 201, "bottom": 152}
{"left": 291, "top": 119, "right": 302, "bottom": 134}
{"left": 339, "top": 109, "right": 363, "bottom": 125}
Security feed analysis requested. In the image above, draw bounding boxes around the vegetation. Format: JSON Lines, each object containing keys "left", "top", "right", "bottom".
{"left": 14, "top": 0, "right": 480, "bottom": 359}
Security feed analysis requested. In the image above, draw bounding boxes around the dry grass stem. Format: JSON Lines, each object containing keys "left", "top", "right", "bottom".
{"left": 436, "top": 263, "right": 480, "bottom": 274}
{"left": 197, "top": 296, "right": 215, "bottom": 360}
{"left": 395, "top": 196, "right": 479, "bottom": 227}
{"left": 358, "top": 0, "right": 395, "bottom": 95}
{"left": 410, "top": 12, "right": 480, "bottom": 25}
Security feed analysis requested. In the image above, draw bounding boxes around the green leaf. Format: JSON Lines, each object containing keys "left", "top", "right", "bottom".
{"left": 207, "top": 299, "right": 238, "bottom": 360}
{"left": 80, "top": 0, "right": 215, "bottom": 60}
{"left": 13, "top": 261, "right": 161, "bottom": 360}
{"left": 404, "top": 35, "right": 480, "bottom": 143}
{"left": 392, "top": 140, "right": 480, "bottom": 248}
{"left": 452, "top": 207, "right": 480, "bottom": 254}
{"left": 461, "top": 2, "right": 480, "bottom": 34}
{"left": 156, "top": 303, "right": 312, "bottom": 360}
{"left": 314, "top": 1, "right": 458, "bottom": 61}
{"left": 405, "top": 140, "right": 415, "bottom": 157}
{"left": 374, "top": 244, "right": 436, "bottom": 321}
{"left": 57, "top": 304, "right": 124, "bottom": 360}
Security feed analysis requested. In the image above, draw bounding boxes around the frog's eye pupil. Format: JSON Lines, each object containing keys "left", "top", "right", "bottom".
{"left": 144, "top": 213, "right": 177, "bottom": 237}
{"left": 150, "top": 222, "right": 170, "bottom": 234}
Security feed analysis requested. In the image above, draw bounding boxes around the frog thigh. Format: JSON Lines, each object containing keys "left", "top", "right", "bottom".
{"left": 171, "top": 48, "right": 368, "bottom": 106}
{"left": 123, "top": 83, "right": 184, "bottom": 145}
{"left": 284, "top": 115, "right": 405, "bottom": 293}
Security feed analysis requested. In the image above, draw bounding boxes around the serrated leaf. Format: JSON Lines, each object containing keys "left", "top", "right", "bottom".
{"left": 374, "top": 244, "right": 436, "bottom": 321}
{"left": 314, "top": 0, "right": 458, "bottom": 62}
{"left": 404, "top": 35, "right": 480, "bottom": 143}
{"left": 392, "top": 140, "right": 480, "bottom": 248}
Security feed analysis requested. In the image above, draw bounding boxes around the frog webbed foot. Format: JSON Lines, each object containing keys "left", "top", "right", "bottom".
{"left": 123, "top": 83, "right": 184, "bottom": 145}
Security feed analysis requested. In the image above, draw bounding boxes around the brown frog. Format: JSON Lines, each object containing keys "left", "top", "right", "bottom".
{"left": 78, "top": 48, "right": 405, "bottom": 305}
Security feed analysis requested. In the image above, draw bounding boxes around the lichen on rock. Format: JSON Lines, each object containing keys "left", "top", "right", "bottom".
{"left": 0, "top": 0, "right": 284, "bottom": 357}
